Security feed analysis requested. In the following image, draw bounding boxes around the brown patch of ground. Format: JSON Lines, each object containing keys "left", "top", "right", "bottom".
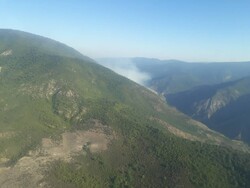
{"left": 40, "top": 129, "right": 111, "bottom": 161}
{"left": 151, "top": 117, "right": 199, "bottom": 141}
{"left": 0, "top": 125, "right": 115, "bottom": 188}
{"left": 0, "top": 131, "right": 15, "bottom": 139}
{"left": 187, "top": 119, "right": 210, "bottom": 130}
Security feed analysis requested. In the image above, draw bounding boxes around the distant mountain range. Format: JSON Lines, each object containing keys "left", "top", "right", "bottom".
{"left": 97, "top": 57, "right": 250, "bottom": 145}
{"left": 97, "top": 57, "right": 250, "bottom": 94}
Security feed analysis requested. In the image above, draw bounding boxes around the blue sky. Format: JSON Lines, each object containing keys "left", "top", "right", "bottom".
{"left": 0, "top": 0, "right": 250, "bottom": 62}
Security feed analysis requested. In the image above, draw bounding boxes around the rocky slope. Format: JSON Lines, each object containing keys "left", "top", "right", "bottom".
{"left": 167, "top": 77, "right": 250, "bottom": 144}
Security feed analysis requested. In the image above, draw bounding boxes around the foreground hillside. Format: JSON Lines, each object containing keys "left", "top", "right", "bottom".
{"left": 167, "top": 76, "right": 250, "bottom": 144}
{"left": 0, "top": 29, "right": 250, "bottom": 187}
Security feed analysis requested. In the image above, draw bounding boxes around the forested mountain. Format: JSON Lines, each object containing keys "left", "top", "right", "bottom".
{"left": 167, "top": 76, "right": 250, "bottom": 144}
{"left": 1, "top": 29, "right": 250, "bottom": 187}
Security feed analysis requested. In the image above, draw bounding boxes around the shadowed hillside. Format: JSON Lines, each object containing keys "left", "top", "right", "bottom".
{"left": 167, "top": 77, "right": 250, "bottom": 144}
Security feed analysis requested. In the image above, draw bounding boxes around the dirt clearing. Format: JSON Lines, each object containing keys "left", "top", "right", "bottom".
{"left": 0, "top": 125, "right": 115, "bottom": 188}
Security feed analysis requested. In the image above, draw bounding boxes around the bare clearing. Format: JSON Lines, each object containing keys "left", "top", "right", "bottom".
{"left": 0, "top": 131, "right": 15, "bottom": 139}
{"left": 0, "top": 126, "right": 115, "bottom": 188}
{"left": 152, "top": 117, "right": 200, "bottom": 141}
{"left": 0, "top": 50, "right": 12, "bottom": 56}
{"left": 40, "top": 129, "right": 111, "bottom": 161}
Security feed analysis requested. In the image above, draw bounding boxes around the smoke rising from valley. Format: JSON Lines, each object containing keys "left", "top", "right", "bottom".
{"left": 96, "top": 58, "right": 151, "bottom": 86}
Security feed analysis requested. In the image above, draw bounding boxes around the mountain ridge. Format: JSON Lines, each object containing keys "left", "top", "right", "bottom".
{"left": 0, "top": 29, "right": 93, "bottom": 61}
{"left": 166, "top": 76, "right": 250, "bottom": 144}
{"left": 1, "top": 29, "right": 250, "bottom": 187}
{"left": 97, "top": 57, "right": 250, "bottom": 94}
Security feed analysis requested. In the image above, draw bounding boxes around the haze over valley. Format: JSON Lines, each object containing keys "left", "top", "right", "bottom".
{"left": 97, "top": 58, "right": 250, "bottom": 145}
{"left": 1, "top": 1, "right": 250, "bottom": 187}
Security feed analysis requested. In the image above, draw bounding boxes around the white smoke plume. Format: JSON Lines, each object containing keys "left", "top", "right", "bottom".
{"left": 96, "top": 58, "right": 151, "bottom": 86}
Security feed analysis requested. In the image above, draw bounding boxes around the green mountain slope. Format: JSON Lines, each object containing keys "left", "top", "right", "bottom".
{"left": 0, "top": 29, "right": 92, "bottom": 60}
{"left": 167, "top": 77, "right": 250, "bottom": 144}
{"left": 0, "top": 29, "right": 250, "bottom": 188}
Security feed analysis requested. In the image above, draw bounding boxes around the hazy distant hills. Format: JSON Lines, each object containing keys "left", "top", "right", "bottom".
{"left": 1, "top": 30, "right": 250, "bottom": 187}
{"left": 97, "top": 57, "right": 250, "bottom": 94}
{"left": 167, "top": 76, "right": 250, "bottom": 144}
{"left": 134, "top": 58, "right": 250, "bottom": 94}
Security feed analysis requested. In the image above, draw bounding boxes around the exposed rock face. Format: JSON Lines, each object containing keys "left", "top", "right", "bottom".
{"left": 193, "top": 89, "right": 241, "bottom": 119}
{"left": 52, "top": 88, "right": 85, "bottom": 120}
{"left": 0, "top": 50, "right": 12, "bottom": 57}
{"left": 166, "top": 78, "right": 250, "bottom": 143}
{"left": 19, "top": 79, "right": 60, "bottom": 99}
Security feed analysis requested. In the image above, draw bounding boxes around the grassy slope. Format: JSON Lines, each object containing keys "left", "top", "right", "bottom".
{"left": 0, "top": 30, "right": 250, "bottom": 187}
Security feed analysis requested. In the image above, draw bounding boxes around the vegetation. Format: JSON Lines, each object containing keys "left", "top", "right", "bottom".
{"left": 167, "top": 77, "right": 250, "bottom": 144}
{"left": 0, "top": 29, "right": 250, "bottom": 187}
{"left": 45, "top": 104, "right": 250, "bottom": 187}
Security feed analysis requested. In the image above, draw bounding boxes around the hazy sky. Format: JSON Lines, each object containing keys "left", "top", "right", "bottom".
{"left": 0, "top": 0, "right": 250, "bottom": 62}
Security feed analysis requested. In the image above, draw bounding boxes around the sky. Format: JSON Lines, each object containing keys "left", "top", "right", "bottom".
{"left": 0, "top": 0, "right": 250, "bottom": 62}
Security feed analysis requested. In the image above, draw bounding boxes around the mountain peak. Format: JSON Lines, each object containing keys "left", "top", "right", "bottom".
{"left": 0, "top": 29, "right": 93, "bottom": 61}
